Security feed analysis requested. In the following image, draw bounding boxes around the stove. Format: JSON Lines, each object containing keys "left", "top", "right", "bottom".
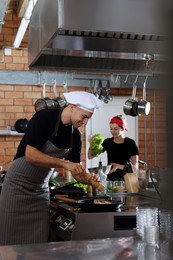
{"left": 50, "top": 193, "right": 161, "bottom": 241}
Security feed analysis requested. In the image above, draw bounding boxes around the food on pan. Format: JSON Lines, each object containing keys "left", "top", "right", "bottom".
{"left": 93, "top": 199, "right": 111, "bottom": 204}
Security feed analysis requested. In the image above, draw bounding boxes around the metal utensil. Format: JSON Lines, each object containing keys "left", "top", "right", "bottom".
{"left": 98, "top": 80, "right": 105, "bottom": 101}
{"left": 104, "top": 80, "right": 113, "bottom": 103}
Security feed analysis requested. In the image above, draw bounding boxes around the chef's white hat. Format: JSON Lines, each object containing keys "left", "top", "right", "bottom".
{"left": 63, "top": 91, "right": 103, "bottom": 113}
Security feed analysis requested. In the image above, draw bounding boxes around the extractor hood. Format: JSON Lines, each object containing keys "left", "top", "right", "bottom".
{"left": 28, "top": 0, "right": 169, "bottom": 74}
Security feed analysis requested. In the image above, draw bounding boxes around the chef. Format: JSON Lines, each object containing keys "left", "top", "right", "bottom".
{"left": 0, "top": 91, "right": 103, "bottom": 245}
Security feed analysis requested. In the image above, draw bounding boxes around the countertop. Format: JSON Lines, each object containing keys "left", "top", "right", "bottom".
{"left": 0, "top": 236, "right": 173, "bottom": 260}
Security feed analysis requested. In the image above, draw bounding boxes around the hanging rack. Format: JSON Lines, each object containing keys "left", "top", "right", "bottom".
{"left": 134, "top": 75, "right": 139, "bottom": 84}
{"left": 124, "top": 75, "right": 129, "bottom": 84}
{"left": 52, "top": 79, "right": 58, "bottom": 98}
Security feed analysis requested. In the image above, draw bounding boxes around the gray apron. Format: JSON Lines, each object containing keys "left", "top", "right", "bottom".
{"left": 0, "top": 112, "right": 72, "bottom": 245}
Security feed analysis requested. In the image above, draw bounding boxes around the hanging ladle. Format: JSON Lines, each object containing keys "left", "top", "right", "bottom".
{"left": 98, "top": 80, "right": 105, "bottom": 101}
{"left": 104, "top": 80, "right": 113, "bottom": 103}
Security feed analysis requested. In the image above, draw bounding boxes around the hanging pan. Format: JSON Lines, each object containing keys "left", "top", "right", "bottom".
{"left": 54, "top": 195, "right": 123, "bottom": 212}
{"left": 138, "top": 77, "right": 151, "bottom": 116}
{"left": 34, "top": 81, "right": 57, "bottom": 112}
{"left": 123, "top": 82, "right": 138, "bottom": 117}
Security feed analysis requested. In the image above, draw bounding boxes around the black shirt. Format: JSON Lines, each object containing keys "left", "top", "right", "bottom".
{"left": 102, "top": 137, "right": 139, "bottom": 165}
{"left": 14, "top": 109, "right": 82, "bottom": 163}
{"left": 102, "top": 137, "right": 139, "bottom": 180}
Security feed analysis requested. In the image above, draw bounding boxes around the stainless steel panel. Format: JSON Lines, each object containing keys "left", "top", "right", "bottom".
{"left": 28, "top": 0, "right": 168, "bottom": 74}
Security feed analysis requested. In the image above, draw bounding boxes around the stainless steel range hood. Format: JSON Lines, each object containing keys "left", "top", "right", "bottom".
{"left": 28, "top": 0, "right": 168, "bottom": 74}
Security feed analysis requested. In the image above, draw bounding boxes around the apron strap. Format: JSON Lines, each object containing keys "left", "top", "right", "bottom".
{"left": 49, "top": 109, "right": 74, "bottom": 149}
{"left": 49, "top": 109, "right": 62, "bottom": 142}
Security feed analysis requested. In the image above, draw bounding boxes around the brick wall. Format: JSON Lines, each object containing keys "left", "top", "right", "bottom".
{"left": 0, "top": 13, "right": 168, "bottom": 171}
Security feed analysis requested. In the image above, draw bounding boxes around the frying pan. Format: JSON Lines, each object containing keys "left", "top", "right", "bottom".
{"left": 54, "top": 195, "right": 123, "bottom": 212}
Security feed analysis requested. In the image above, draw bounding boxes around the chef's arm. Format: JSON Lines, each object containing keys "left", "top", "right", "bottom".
{"left": 130, "top": 155, "right": 139, "bottom": 173}
{"left": 26, "top": 145, "right": 99, "bottom": 184}
{"left": 109, "top": 163, "right": 124, "bottom": 173}
{"left": 26, "top": 145, "right": 72, "bottom": 169}
{"left": 109, "top": 155, "right": 139, "bottom": 174}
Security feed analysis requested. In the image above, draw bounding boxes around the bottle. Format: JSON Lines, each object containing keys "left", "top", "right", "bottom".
{"left": 97, "top": 159, "right": 107, "bottom": 194}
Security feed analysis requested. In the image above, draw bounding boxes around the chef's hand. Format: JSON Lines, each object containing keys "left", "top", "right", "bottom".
{"left": 64, "top": 161, "right": 100, "bottom": 184}
{"left": 88, "top": 135, "right": 94, "bottom": 145}
{"left": 73, "top": 171, "right": 100, "bottom": 185}
{"left": 108, "top": 163, "right": 124, "bottom": 174}
{"left": 64, "top": 161, "right": 85, "bottom": 174}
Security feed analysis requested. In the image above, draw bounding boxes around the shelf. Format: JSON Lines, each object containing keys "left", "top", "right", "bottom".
{"left": 0, "top": 130, "right": 24, "bottom": 136}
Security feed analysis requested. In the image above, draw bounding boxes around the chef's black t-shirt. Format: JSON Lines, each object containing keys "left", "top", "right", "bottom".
{"left": 14, "top": 109, "right": 82, "bottom": 163}
{"left": 102, "top": 137, "right": 139, "bottom": 165}
{"left": 102, "top": 137, "right": 139, "bottom": 180}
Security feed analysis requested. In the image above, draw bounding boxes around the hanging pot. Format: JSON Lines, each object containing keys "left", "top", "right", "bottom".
{"left": 123, "top": 83, "right": 138, "bottom": 117}
{"left": 138, "top": 80, "right": 151, "bottom": 116}
{"left": 14, "top": 118, "right": 28, "bottom": 133}
{"left": 34, "top": 82, "right": 58, "bottom": 112}
{"left": 52, "top": 80, "right": 67, "bottom": 109}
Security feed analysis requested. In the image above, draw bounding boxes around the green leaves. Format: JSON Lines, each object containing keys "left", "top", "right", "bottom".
{"left": 90, "top": 133, "right": 104, "bottom": 157}
{"left": 49, "top": 179, "right": 60, "bottom": 186}
{"left": 64, "top": 180, "right": 88, "bottom": 193}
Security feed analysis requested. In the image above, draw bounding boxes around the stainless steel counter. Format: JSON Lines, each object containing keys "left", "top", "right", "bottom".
{"left": 0, "top": 236, "right": 173, "bottom": 260}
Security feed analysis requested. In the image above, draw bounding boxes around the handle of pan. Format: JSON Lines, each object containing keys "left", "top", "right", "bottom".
{"left": 142, "top": 77, "right": 148, "bottom": 101}
{"left": 132, "top": 83, "right": 137, "bottom": 100}
{"left": 53, "top": 79, "right": 58, "bottom": 98}
{"left": 42, "top": 81, "right": 46, "bottom": 98}
{"left": 54, "top": 195, "right": 76, "bottom": 203}
{"left": 63, "top": 80, "right": 68, "bottom": 93}
{"left": 143, "top": 76, "right": 148, "bottom": 100}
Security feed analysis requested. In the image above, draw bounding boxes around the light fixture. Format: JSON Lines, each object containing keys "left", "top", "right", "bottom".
{"left": 13, "top": 0, "right": 38, "bottom": 48}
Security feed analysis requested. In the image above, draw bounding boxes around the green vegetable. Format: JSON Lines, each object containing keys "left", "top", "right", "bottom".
{"left": 49, "top": 179, "right": 60, "bottom": 186}
{"left": 64, "top": 180, "right": 88, "bottom": 194}
{"left": 89, "top": 133, "right": 104, "bottom": 157}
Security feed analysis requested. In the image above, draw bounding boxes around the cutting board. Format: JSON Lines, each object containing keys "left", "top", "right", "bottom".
{"left": 124, "top": 173, "right": 139, "bottom": 193}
